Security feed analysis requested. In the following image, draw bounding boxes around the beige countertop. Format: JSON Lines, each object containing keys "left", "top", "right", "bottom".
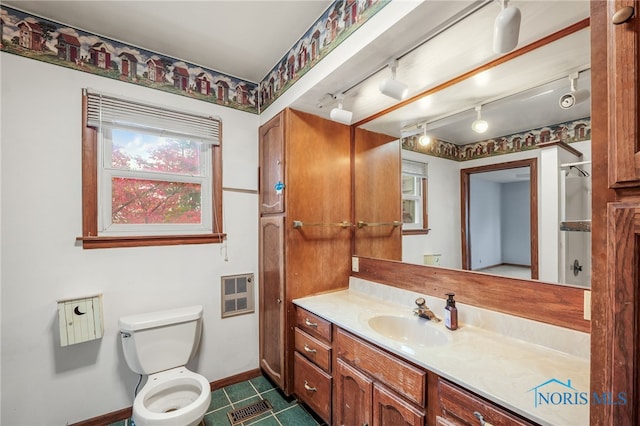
{"left": 293, "top": 285, "right": 590, "bottom": 426}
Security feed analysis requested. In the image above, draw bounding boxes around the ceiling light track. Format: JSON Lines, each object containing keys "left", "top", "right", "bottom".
{"left": 326, "top": 0, "right": 493, "bottom": 98}
{"left": 401, "top": 64, "right": 591, "bottom": 136}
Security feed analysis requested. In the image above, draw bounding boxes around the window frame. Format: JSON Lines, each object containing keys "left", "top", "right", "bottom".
{"left": 401, "top": 164, "right": 429, "bottom": 236}
{"left": 78, "top": 93, "right": 224, "bottom": 249}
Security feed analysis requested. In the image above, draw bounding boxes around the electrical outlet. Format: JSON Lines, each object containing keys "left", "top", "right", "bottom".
{"left": 583, "top": 290, "right": 591, "bottom": 320}
{"left": 352, "top": 256, "right": 359, "bottom": 272}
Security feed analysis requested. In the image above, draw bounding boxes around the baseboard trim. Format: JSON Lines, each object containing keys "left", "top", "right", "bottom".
{"left": 69, "top": 407, "right": 132, "bottom": 426}
{"left": 70, "top": 368, "right": 262, "bottom": 426}
{"left": 210, "top": 368, "right": 262, "bottom": 391}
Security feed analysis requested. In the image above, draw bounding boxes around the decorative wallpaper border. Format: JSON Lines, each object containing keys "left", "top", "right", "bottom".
{"left": 0, "top": 5, "right": 259, "bottom": 113}
{"left": 1, "top": 1, "right": 391, "bottom": 115}
{"left": 401, "top": 117, "right": 591, "bottom": 161}
{"left": 258, "top": 0, "right": 390, "bottom": 111}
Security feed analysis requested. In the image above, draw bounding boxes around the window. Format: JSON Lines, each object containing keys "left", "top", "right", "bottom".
{"left": 79, "top": 89, "right": 223, "bottom": 249}
{"left": 402, "top": 159, "right": 429, "bottom": 234}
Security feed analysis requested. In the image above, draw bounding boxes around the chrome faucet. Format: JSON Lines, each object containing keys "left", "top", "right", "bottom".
{"left": 414, "top": 297, "right": 441, "bottom": 322}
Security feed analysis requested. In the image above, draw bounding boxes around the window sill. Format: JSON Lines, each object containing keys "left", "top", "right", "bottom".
{"left": 402, "top": 229, "right": 431, "bottom": 236}
{"left": 76, "top": 233, "right": 226, "bottom": 249}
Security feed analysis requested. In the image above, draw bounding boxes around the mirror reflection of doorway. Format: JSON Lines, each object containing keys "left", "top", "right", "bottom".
{"left": 461, "top": 158, "right": 538, "bottom": 280}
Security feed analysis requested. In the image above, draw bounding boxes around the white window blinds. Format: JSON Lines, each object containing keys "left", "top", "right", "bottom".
{"left": 402, "top": 159, "right": 428, "bottom": 178}
{"left": 84, "top": 88, "right": 221, "bottom": 145}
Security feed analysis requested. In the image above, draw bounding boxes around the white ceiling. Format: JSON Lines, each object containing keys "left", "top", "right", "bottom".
{"left": 3, "top": 1, "right": 592, "bottom": 143}
{"left": 2, "top": 0, "right": 333, "bottom": 82}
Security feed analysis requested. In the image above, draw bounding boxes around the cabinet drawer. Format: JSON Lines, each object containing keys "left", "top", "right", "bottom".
{"left": 294, "top": 327, "right": 331, "bottom": 373}
{"left": 295, "top": 307, "right": 332, "bottom": 343}
{"left": 293, "top": 352, "right": 331, "bottom": 423}
{"left": 438, "top": 379, "right": 535, "bottom": 426}
{"left": 336, "top": 328, "right": 426, "bottom": 407}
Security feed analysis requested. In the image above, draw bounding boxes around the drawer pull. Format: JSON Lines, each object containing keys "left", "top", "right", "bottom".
{"left": 473, "top": 411, "right": 493, "bottom": 426}
{"left": 304, "top": 318, "right": 318, "bottom": 328}
{"left": 303, "top": 344, "right": 317, "bottom": 354}
{"left": 304, "top": 380, "right": 317, "bottom": 392}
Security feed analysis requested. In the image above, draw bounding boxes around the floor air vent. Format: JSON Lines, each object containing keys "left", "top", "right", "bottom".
{"left": 227, "top": 399, "right": 273, "bottom": 424}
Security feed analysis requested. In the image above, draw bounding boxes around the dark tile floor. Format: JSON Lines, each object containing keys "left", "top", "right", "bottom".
{"left": 109, "top": 375, "right": 325, "bottom": 426}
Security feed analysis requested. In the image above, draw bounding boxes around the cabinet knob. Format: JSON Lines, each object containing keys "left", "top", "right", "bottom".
{"left": 276, "top": 298, "right": 282, "bottom": 304}
{"left": 304, "top": 380, "right": 317, "bottom": 392}
{"left": 612, "top": 6, "right": 634, "bottom": 24}
{"left": 304, "top": 318, "right": 318, "bottom": 328}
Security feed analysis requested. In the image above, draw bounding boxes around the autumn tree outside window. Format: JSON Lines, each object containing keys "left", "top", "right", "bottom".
{"left": 79, "top": 89, "right": 224, "bottom": 249}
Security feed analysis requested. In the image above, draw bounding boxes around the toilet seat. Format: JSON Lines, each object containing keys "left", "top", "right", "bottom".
{"left": 133, "top": 367, "right": 211, "bottom": 426}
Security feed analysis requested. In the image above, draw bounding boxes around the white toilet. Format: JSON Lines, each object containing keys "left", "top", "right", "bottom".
{"left": 119, "top": 305, "right": 211, "bottom": 426}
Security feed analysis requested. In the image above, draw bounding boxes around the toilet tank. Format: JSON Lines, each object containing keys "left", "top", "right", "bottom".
{"left": 119, "top": 305, "right": 203, "bottom": 375}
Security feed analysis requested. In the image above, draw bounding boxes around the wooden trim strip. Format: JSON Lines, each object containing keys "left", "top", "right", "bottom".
{"left": 69, "top": 369, "right": 262, "bottom": 426}
{"left": 76, "top": 233, "right": 226, "bottom": 249}
{"left": 354, "top": 18, "right": 591, "bottom": 128}
{"left": 352, "top": 256, "right": 590, "bottom": 332}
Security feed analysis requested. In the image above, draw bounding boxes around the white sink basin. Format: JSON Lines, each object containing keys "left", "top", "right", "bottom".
{"left": 367, "top": 315, "right": 450, "bottom": 347}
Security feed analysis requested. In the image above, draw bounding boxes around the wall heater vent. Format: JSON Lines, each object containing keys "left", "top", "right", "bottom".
{"left": 221, "top": 273, "right": 255, "bottom": 318}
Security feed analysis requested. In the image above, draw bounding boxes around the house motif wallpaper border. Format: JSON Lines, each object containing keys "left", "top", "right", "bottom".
{"left": 1, "top": 1, "right": 391, "bottom": 115}
{"left": 401, "top": 117, "right": 591, "bottom": 162}
{"left": 258, "top": 0, "right": 390, "bottom": 110}
{"left": 0, "top": 5, "right": 259, "bottom": 113}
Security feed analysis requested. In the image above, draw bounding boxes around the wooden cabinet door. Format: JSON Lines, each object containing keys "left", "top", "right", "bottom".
{"left": 607, "top": 0, "right": 640, "bottom": 186}
{"left": 259, "top": 112, "right": 285, "bottom": 214}
{"left": 600, "top": 202, "right": 640, "bottom": 425}
{"left": 372, "top": 383, "right": 425, "bottom": 426}
{"left": 353, "top": 127, "right": 402, "bottom": 260}
{"left": 334, "top": 359, "right": 373, "bottom": 426}
{"left": 258, "top": 215, "right": 285, "bottom": 388}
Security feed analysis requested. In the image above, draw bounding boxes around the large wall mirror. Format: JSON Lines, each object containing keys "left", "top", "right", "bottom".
{"left": 354, "top": 4, "right": 591, "bottom": 288}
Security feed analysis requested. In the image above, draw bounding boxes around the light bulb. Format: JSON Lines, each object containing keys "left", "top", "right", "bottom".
{"left": 471, "top": 106, "right": 488, "bottom": 133}
{"left": 471, "top": 119, "right": 489, "bottom": 133}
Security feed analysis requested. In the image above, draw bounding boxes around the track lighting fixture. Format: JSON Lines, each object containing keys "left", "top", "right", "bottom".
{"left": 379, "top": 60, "right": 409, "bottom": 101}
{"left": 493, "top": 0, "right": 521, "bottom": 54}
{"left": 471, "top": 105, "right": 488, "bottom": 133}
{"left": 329, "top": 94, "right": 353, "bottom": 125}
{"left": 559, "top": 72, "right": 590, "bottom": 110}
{"left": 418, "top": 124, "right": 432, "bottom": 146}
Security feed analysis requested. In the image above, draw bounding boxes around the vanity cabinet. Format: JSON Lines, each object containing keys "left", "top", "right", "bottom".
{"left": 293, "top": 307, "right": 333, "bottom": 423}
{"left": 258, "top": 109, "right": 351, "bottom": 394}
{"left": 438, "top": 379, "right": 535, "bottom": 426}
{"left": 334, "top": 327, "right": 427, "bottom": 426}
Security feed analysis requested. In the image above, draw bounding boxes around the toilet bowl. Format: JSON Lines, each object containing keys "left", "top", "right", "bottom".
{"left": 118, "top": 305, "right": 210, "bottom": 426}
{"left": 133, "top": 367, "right": 211, "bottom": 426}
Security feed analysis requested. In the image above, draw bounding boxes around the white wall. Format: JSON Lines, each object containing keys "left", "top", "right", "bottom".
{"left": 402, "top": 151, "right": 461, "bottom": 268}
{"left": 470, "top": 177, "right": 502, "bottom": 269}
{"left": 1, "top": 53, "right": 259, "bottom": 425}
{"left": 501, "top": 181, "right": 531, "bottom": 265}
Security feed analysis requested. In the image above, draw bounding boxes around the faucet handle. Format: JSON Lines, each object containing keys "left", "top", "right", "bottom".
{"left": 415, "top": 297, "right": 426, "bottom": 308}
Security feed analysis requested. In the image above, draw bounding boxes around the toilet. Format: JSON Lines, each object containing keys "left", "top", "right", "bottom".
{"left": 119, "top": 305, "right": 211, "bottom": 426}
